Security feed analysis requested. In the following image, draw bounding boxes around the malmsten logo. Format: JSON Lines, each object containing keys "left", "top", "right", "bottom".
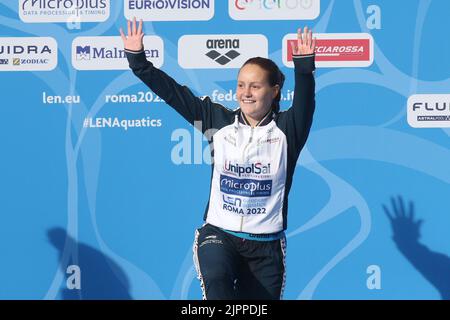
{"left": 72, "top": 36, "right": 164, "bottom": 70}
{"left": 205, "top": 39, "right": 240, "bottom": 65}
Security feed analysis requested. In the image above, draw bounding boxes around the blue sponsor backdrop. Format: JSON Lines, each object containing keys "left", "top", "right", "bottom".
{"left": 1, "top": 0, "right": 450, "bottom": 299}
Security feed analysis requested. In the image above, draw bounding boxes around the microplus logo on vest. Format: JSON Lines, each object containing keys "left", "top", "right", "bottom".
{"left": 408, "top": 94, "right": 450, "bottom": 128}
{"left": 220, "top": 175, "right": 272, "bottom": 197}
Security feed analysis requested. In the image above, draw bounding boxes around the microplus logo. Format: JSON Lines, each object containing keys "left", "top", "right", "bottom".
{"left": 220, "top": 175, "right": 272, "bottom": 197}
{"left": 19, "top": 0, "right": 110, "bottom": 23}
{"left": 178, "top": 34, "right": 268, "bottom": 69}
{"left": 0, "top": 37, "right": 57, "bottom": 72}
{"left": 124, "top": 0, "right": 214, "bottom": 21}
{"left": 408, "top": 94, "right": 450, "bottom": 128}
{"left": 230, "top": 0, "right": 320, "bottom": 20}
{"left": 282, "top": 33, "right": 374, "bottom": 68}
{"left": 72, "top": 36, "right": 164, "bottom": 70}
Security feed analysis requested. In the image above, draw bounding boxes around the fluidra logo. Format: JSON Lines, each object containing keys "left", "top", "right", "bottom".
{"left": 407, "top": 94, "right": 450, "bottom": 128}
{"left": 205, "top": 39, "right": 240, "bottom": 65}
{"left": 412, "top": 100, "right": 450, "bottom": 112}
{"left": 0, "top": 37, "right": 57, "bottom": 71}
{"left": 0, "top": 45, "right": 51, "bottom": 55}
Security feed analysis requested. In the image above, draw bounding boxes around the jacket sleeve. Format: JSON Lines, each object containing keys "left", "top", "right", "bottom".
{"left": 284, "top": 54, "right": 316, "bottom": 154}
{"left": 125, "top": 49, "right": 224, "bottom": 133}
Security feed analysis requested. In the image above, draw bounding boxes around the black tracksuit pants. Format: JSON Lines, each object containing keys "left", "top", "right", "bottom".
{"left": 193, "top": 224, "right": 286, "bottom": 300}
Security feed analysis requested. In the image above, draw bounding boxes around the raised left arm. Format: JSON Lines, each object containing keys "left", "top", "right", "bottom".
{"left": 287, "top": 27, "right": 316, "bottom": 153}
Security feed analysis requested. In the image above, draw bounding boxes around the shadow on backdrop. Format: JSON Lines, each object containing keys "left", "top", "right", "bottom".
{"left": 383, "top": 196, "right": 450, "bottom": 300}
{"left": 47, "top": 227, "right": 132, "bottom": 299}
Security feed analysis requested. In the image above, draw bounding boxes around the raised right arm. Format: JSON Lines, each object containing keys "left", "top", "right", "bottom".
{"left": 121, "top": 18, "right": 220, "bottom": 131}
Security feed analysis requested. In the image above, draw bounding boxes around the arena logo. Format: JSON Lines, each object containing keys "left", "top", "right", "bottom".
{"left": 282, "top": 33, "right": 374, "bottom": 68}
{"left": 407, "top": 94, "right": 450, "bottom": 128}
{"left": 19, "top": 0, "right": 110, "bottom": 23}
{"left": 229, "top": 0, "right": 319, "bottom": 20}
{"left": 178, "top": 34, "right": 268, "bottom": 69}
{"left": 0, "top": 37, "right": 57, "bottom": 72}
{"left": 72, "top": 36, "right": 164, "bottom": 70}
{"left": 205, "top": 39, "right": 241, "bottom": 66}
{"left": 124, "top": 0, "right": 214, "bottom": 21}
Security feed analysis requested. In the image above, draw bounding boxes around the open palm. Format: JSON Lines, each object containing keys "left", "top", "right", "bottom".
{"left": 120, "top": 17, "right": 144, "bottom": 51}
{"left": 292, "top": 26, "right": 316, "bottom": 56}
{"left": 383, "top": 196, "right": 423, "bottom": 241}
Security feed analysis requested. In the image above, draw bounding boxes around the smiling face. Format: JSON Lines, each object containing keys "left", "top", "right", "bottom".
{"left": 237, "top": 63, "right": 279, "bottom": 124}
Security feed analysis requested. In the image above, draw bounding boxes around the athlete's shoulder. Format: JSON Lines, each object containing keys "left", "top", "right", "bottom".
{"left": 200, "top": 95, "right": 239, "bottom": 117}
{"left": 198, "top": 95, "right": 239, "bottom": 129}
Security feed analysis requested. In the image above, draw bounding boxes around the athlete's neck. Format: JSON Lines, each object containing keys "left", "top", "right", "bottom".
{"left": 241, "top": 109, "right": 272, "bottom": 128}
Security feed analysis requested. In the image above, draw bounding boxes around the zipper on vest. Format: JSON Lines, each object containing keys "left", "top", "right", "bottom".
{"left": 242, "top": 127, "right": 254, "bottom": 163}
{"left": 240, "top": 127, "right": 254, "bottom": 231}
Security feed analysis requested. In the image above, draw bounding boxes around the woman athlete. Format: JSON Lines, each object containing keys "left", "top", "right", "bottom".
{"left": 120, "top": 18, "right": 316, "bottom": 300}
